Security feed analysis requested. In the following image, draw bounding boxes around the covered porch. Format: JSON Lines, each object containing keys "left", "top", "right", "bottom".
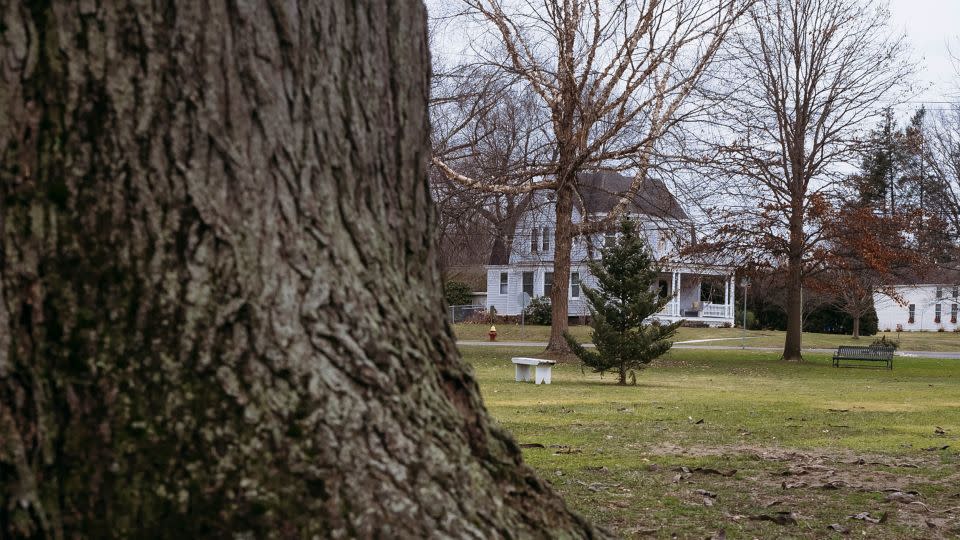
{"left": 651, "top": 267, "right": 736, "bottom": 326}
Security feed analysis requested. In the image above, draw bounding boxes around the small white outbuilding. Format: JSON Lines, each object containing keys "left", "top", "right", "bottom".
{"left": 874, "top": 272, "right": 960, "bottom": 332}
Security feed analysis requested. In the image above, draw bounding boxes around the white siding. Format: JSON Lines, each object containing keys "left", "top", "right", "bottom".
{"left": 486, "top": 267, "right": 516, "bottom": 315}
{"left": 486, "top": 264, "right": 593, "bottom": 316}
{"left": 505, "top": 193, "right": 681, "bottom": 267}
{"left": 484, "top": 191, "right": 735, "bottom": 324}
{"left": 874, "top": 285, "right": 960, "bottom": 332}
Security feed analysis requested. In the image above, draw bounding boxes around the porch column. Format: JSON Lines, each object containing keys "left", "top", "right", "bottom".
{"left": 674, "top": 271, "right": 681, "bottom": 316}
{"left": 722, "top": 276, "right": 729, "bottom": 318}
{"left": 670, "top": 271, "right": 677, "bottom": 316}
{"left": 729, "top": 275, "right": 736, "bottom": 318}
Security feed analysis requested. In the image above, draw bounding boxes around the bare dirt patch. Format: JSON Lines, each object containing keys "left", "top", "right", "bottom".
{"left": 637, "top": 443, "right": 960, "bottom": 535}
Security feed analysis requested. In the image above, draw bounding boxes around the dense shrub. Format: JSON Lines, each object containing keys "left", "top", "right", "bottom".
{"left": 753, "top": 303, "right": 878, "bottom": 336}
{"left": 805, "top": 305, "right": 878, "bottom": 336}
{"left": 737, "top": 310, "right": 757, "bottom": 330}
{"left": 871, "top": 335, "right": 899, "bottom": 349}
{"left": 522, "top": 297, "right": 553, "bottom": 325}
{"left": 444, "top": 280, "right": 473, "bottom": 306}
{"left": 682, "top": 321, "right": 709, "bottom": 328}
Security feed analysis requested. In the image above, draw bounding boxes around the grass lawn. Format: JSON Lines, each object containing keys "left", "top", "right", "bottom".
{"left": 464, "top": 346, "right": 960, "bottom": 538}
{"left": 454, "top": 323, "right": 960, "bottom": 352}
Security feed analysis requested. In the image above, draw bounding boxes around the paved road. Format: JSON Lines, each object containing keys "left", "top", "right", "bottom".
{"left": 456, "top": 340, "right": 960, "bottom": 359}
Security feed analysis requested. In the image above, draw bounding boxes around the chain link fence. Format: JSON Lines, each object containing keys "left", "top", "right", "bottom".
{"left": 448, "top": 305, "right": 488, "bottom": 323}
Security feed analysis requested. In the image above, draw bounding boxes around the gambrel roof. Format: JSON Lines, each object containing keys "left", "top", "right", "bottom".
{"left": 576, "top": 170, "right": 689, "bottom": 221}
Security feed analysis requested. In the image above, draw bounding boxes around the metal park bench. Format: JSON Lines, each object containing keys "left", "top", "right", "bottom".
{"left": 832, "top": 345, "right": 894, "bottom": 370}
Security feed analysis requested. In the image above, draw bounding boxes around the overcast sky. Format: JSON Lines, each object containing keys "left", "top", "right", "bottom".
{"left": 428, "top": 0, "right": 959, "bottom": 119}
{"left": 887, "top": 0, "right": 958, "bottom": 107}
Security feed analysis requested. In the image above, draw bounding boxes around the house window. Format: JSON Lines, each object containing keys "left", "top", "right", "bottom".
{"left": 571, "top": 272, "right": 580, "bottom": 298}
{"left": 908, "top": 304, "right": 915, "bottom": 324}
{"left": 658, "top": 279, "right": 669, "bottom": 299}
{"left": 604, "top": 232, "right": 616, "bottom": 248}
{"left": 499, "top": 272, "right": 508, "bottom": 295}
{"left": 936, "top": 287, "right": 943, "bottom": 300}
{"left": 951, "top": 303, "right": 958, "bottom": 324}
{"left": 934, "top": 304, "right": 941, "bottom": 324}
{"left": 522, "top": 271, "right": 534, "bottom": 298}
{"left": 953, "top": 286, "right": 958, "bottom": 299}
{"left": 542, "top": 227, "right": 551, "bottom": 252}
{"left": 543, "top": 272, "right": 553, "bottom": 298}
{"left": 530, "top": 227, "right": 539, "bottom": 253}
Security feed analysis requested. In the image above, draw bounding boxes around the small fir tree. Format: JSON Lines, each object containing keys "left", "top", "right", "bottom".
{"left": 564, "top": 220, "right": 682, "bottom": 385}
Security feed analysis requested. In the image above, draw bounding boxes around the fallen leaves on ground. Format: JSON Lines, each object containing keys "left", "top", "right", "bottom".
{"left": 748, "top": 512, "right": 797, "bottom": 525}
{"left": 827, "top": 523, "right": 850, "bottom": 534}
{"left": 923, "top": 445, "right": 950, "bottom": 451}
{"left": 848, "top": 511, "right": 888, "bottom": 524}
{"left": 884, "top": 491, "right": 919, "bottom": 503}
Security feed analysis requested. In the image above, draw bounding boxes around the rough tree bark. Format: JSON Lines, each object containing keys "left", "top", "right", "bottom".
{"left": 547, "top": 181, "right": 575, "bottom": 352}
{"left": 783, "top": 253, "right": 805, "bottom": 361}
{"left": 0, "top": 1, "right": 603, "bottom": 538}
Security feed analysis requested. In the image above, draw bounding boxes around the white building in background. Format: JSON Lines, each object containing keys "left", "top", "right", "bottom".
{"left": 485, "top": 171, "right": 736, "bottom": 326}
{"left": 874, "top": 274, "right": 960, "bottom": 332}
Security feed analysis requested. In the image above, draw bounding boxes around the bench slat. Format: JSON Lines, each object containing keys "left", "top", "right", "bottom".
{"left": 512, "top": 357, "right": 556, "bottom": 366}
{"left": 832, "top": 345, "right": 894, "bottom": 369}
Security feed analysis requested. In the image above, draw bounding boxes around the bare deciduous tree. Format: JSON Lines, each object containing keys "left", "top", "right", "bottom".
{"left": 431, "top": 0, "right": 750, "bottom": 351}
{"left": 692, "top": 0, "right": 912, "bottom": 360}
{"left": 926, "top": 106, "right": 960, "bottom": 254}
{"left": 430, "top": 82, "right": 541, "bottom": 277}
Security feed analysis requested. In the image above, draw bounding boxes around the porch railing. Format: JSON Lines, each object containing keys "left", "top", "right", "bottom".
{"left": 656, "top": 300, "right": 677, "bottom": 317}
{"left": 701, "top": 303, "right": 727, "bottom": 318}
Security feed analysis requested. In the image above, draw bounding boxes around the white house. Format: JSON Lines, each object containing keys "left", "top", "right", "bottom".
{"left": 485, "top": 171, "right": 737, "bottom": 326}
{"left": 874, "top": 273, "right": 960, "bottom": 332}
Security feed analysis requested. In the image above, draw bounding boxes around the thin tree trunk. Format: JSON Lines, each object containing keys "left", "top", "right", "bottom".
{"left": 0, "top": 1, "right": 603, "bottom": 537}
{"left": 548, "top": 181, "right": 574, "bottom": 353}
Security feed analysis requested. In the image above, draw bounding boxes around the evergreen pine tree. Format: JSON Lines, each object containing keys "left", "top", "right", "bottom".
{"left": 564, "top": 220, "right": 682, "bottom": 385}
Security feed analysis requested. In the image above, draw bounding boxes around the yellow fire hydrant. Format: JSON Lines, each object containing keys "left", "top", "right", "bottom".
{"left": 488, "top": 325, "right": 498, "bottom": 341}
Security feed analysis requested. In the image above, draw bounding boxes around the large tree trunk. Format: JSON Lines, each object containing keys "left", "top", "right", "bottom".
{"left": 782, "top": 231, "right": 804, "bottom": 361}
{"left": 548, "top": 181, "right": 574, "bottom": 353}
{"left": 0, "top": 1, "right": 603, "bottom": 537}
{"left": 852, "top": 316, "right": 861, "bottom": 339}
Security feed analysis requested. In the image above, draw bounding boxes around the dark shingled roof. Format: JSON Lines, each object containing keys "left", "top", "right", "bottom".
{"left": 576, "top": 171, "right": 689, "bottom": 221}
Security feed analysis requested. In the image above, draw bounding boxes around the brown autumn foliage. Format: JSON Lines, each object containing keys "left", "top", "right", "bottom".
{"left": 809, "top": 205, "right": 931, "bottom": 338}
